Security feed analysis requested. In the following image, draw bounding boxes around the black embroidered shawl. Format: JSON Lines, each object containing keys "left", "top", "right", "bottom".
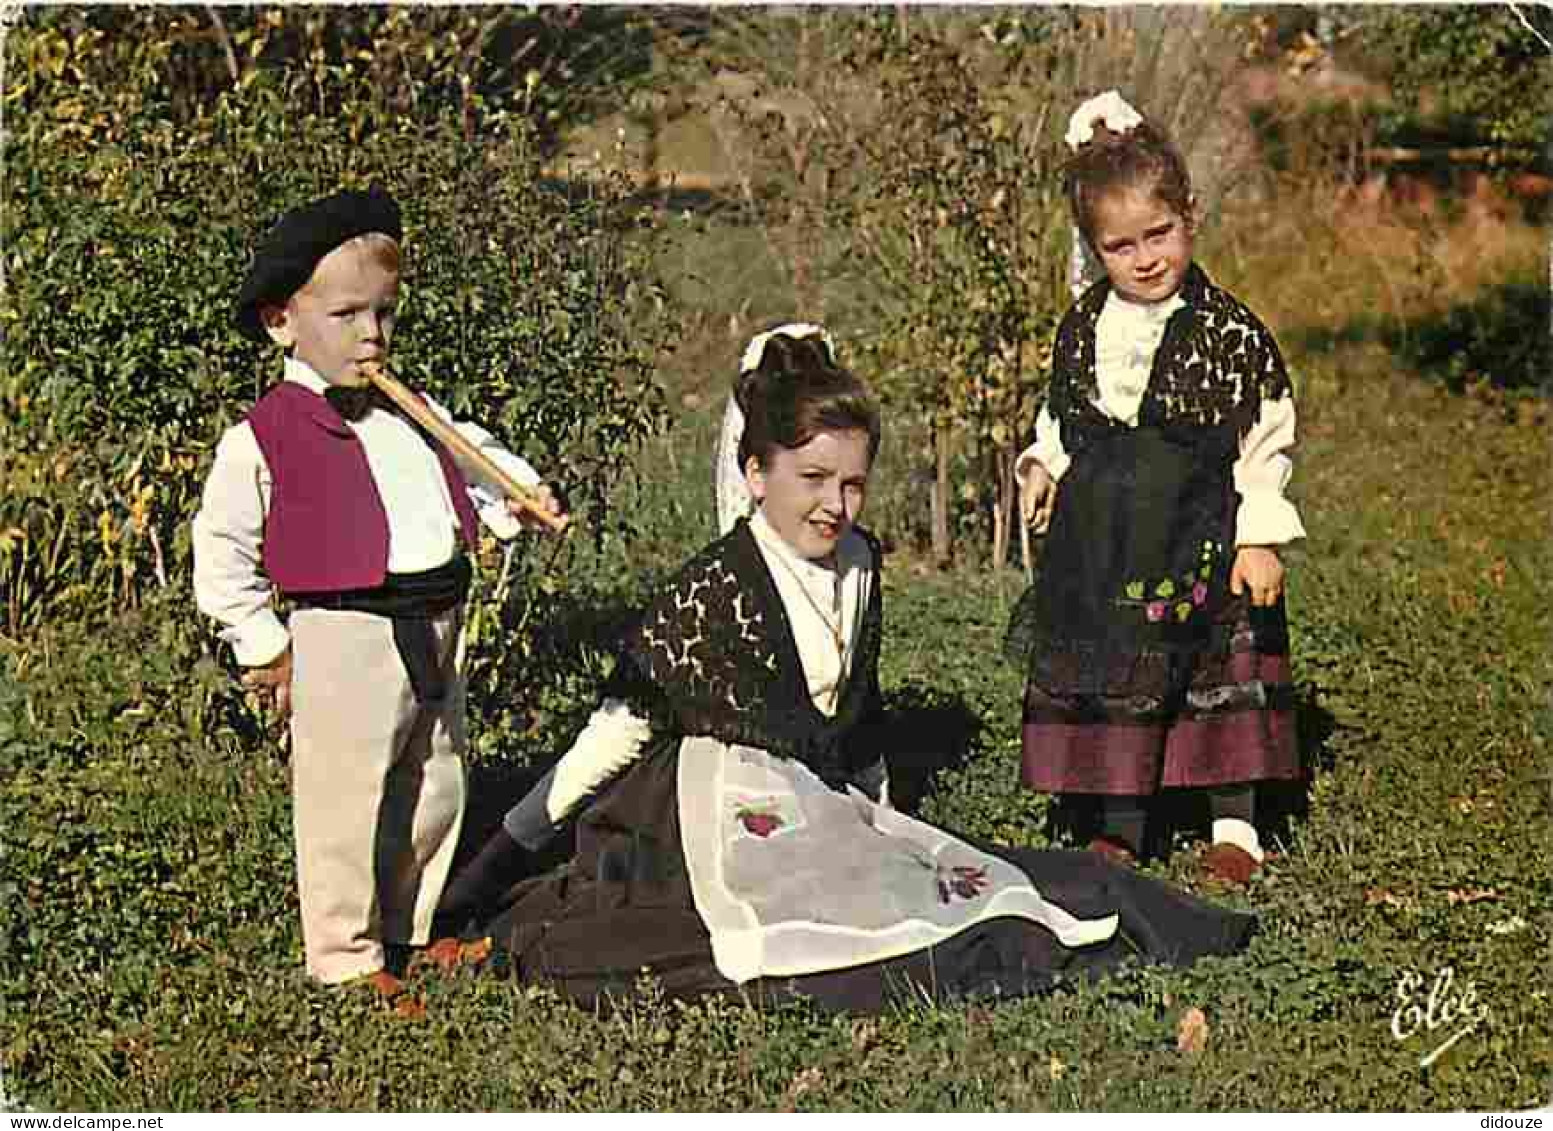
{"left": 1048, "top": 263, "right": 1293, "bottom": 458}
{"left": 606, "top": 518, "right": 886, "bottom": 788}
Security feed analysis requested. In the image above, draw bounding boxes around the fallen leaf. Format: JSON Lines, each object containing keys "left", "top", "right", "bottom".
{"left": 1365, "top": 888, "right": 1406, "bottom": 908}
{"left": 1446, "top": 887, "right": 1499, "bottom": 905}
{"left": 1048, "top": 1053, "right": 1068, "bottom": 1080}
{"left": 1176, "top": 1007, "right": 1209, "bottom": 1054}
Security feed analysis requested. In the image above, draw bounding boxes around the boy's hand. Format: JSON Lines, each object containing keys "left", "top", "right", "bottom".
{"left": 1230, "top": 547, "right": 1284, "bottom": 607}
{"left": 242, "top": 646, "right": 294, "bottom": 721}
{"left": 1020, "top": 463, "right": 1057, "bottom": 533}
{"left": 509, "top": 483, "right": 569, "bottom": 534}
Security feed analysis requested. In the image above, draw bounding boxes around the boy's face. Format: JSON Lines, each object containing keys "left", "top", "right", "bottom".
{"left": 1089, "top": 181, "right": 1195, "bottom": 305}
{"left": 746, "top": 428, "right": 872, "bottom": 563}
{"left": 261, "top": 238, "right": 399, "bottom": 387}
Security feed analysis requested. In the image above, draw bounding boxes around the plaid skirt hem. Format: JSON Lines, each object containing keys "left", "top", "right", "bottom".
{"left": 1019, "top": 648, "right": 1301, "bottom": 795}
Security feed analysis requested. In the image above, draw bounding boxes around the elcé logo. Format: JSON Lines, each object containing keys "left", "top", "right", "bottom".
{"left": 1390, "top": 965, "right": 1490, "bottom": 1068}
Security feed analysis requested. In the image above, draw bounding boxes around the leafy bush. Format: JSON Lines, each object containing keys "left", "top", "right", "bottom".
{"left": 4, "top": 6, "right": 658, "bottom": 155}
{"left": 1247, "top": 95, "right": 1384, "bottom": 182}
{"left": 1386, "top": 280, "right": 1550, "bottom": 395}
{"left": 1352, "top": 6, "right": 1553, "bottom": 157}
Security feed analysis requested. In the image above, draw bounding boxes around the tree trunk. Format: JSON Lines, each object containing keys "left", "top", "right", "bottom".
{"left": 991, "top": 444, "right": 1014, "bottom": 571}
{"left": 930, "top": 422, "right": 951, "bottom": 566}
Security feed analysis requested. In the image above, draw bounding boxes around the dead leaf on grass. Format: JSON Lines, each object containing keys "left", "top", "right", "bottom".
{"left": 1446, "top": 887, "right": 1500, "bottom": 905}
{"left": 1176, "top": 1007, "right": 1209, "bottom": 1054}
{"left": 392, "top": 994, "right": 427, "bottom": 1022}
{"left": 778, "top": 1066, "right": 825, "bottom": 1110}
{"left": 1365, "top": 887, "right": 1407, "bottom": 908}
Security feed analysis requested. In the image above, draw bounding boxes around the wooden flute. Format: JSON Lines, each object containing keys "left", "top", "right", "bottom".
{"left": 360, "top": 361, "right": 570, "bottom": 534}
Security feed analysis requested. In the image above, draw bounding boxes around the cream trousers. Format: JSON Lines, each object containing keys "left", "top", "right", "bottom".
{"left": 289, "top": 606, "right": 466, "bottom": 984}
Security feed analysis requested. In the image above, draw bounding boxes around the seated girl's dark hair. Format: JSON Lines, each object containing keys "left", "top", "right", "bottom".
{"left": 735, "top": 332, "right": 881, "bottom": 469}
{"left": 1063, "top": 119, "right": 1194, "bottom": 246}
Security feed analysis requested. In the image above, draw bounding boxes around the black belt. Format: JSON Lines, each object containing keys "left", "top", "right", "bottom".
{"left": 293, "top": 555, "right": 472, "bottom": 704}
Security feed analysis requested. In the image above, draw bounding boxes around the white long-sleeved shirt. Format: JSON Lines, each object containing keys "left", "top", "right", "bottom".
{"left": 1015, "top": 289, "right": 1306, "bottom": 548}
{"left": 502, "top": 508, "right": 881, "bottom": 849}
{"left": 191, "top": 357, "right": 541, "bottom": 666}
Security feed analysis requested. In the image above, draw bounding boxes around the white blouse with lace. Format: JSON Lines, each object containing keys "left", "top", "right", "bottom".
{"left": 1015, "top": 288, "right": 1306, "bottom": 548}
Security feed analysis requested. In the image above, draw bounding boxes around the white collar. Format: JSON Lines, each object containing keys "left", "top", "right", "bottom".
{"left": 282, "top": 356, "right": 333, "bottom": 396}
{"left": 1104, "top": 288, "right": 1185, "bottom": 322}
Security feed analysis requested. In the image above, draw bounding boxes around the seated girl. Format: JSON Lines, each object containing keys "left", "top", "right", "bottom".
{"left": 435, "top": 328, "right": 1256, "bottom": 1014}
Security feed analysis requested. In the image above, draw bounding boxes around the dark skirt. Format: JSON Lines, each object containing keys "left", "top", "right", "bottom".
{"left": 1007, "top": 427, "right": 1300, "bottom": 796}
{"left": 475, "top": 749, "right": 1256, "bottom": 1015}
{"left": 1018, "top": 593, "right": 1302, "bottom": 795}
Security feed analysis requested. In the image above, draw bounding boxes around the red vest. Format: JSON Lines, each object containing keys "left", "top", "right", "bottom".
{"left": 247, "top": 381, "right": 480, "bottom": 594}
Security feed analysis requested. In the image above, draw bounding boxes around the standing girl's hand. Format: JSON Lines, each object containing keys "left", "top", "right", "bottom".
{"left": 1230, "top": 547, "right": 1284, "bottom": 606}
{"left": 1020, "top": 463, "right": 1058, "bottom": 533}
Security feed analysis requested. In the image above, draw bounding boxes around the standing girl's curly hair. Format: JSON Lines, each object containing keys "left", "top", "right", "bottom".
{"left": 1062, "top": 120, "right": 1195, "bottom": 248}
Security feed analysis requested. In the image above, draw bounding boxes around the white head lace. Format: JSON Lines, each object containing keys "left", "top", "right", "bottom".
{"left": 714, "top": 323, "right": 836, "bottom": 535}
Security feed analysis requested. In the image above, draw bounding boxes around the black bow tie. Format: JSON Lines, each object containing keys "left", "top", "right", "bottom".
{"left": 324, "top": 383, "right": 396, "bottom": 423}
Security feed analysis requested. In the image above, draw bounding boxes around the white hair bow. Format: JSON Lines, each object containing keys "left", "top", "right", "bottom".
{"left": 717, "top": 323, "right": 837, "bottom": 535}
{"left": 1064, "top": 90, "right": 1143, "bottom": 152}
{"left": 1064, "top": 91, "right": 1143, "bottom": 299}
{"left": 739, "top": 322, "right": 835, "bottom": 374}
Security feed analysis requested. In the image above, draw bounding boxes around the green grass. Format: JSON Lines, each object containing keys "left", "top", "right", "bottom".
{"left": 4, "top": 220, "right": 1551, "bottom": 1110}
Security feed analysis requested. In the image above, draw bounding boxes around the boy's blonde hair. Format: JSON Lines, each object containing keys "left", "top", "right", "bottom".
{"left": 347, "top": 231, "right": 401, "bottom": 274}
{"left": 291, "top": 232, "right": 401, "bottom": 304}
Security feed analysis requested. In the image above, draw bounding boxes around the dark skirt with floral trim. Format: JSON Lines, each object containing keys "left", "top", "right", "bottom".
{"left": 474, "top": 748, "right": 1256, "bottom": 1014}
{"left": 1007, "top": 427, "right": 1300, "bottom": 797}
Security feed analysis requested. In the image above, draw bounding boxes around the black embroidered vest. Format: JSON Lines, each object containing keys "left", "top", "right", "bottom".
{"left": 607, "top": 519, "right": 885, "bottom": 788}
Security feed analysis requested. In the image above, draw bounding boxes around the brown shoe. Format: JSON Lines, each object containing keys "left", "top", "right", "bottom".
{"left": 414, "top": 935, "right": 494, "bottom": 975}
{"left": 345, "top": 969, "right": 429, "bottom": 1019}
{"left": 348, "top": 968, "right": 407, "bottom": 999}
{"left": 1086, "top": 837, "right": 1137, "bottom": 866}
{"left": 1201, "top": 842, "right": 1260, "bottom": 886}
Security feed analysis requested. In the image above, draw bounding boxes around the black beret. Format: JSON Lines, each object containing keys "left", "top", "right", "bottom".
{"left": 233, "top": 186, "right": 402, "bottom": 343}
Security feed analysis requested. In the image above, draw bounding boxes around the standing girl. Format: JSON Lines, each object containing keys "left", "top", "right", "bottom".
{"left": 1008, "top": 92, "right": 1307, "bottom": 883}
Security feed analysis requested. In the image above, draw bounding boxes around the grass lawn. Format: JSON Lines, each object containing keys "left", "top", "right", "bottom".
{"left": 3, "top": 215, "right": 1549, "bottom": 1109}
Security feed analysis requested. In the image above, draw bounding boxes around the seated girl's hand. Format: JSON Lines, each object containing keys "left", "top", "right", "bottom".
{"left": 1230, "top": 547, "right": 1284, "bottom": 607}
{"left": 1020, "top": 463, "right": 1057, "bottom": 533}
{"left": 509, "top": 483, "right": 570, "bottom": 534}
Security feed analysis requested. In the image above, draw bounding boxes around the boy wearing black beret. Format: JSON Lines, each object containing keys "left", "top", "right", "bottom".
{"left": 193, "top": 187, "right": 566, "bottom": 993}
